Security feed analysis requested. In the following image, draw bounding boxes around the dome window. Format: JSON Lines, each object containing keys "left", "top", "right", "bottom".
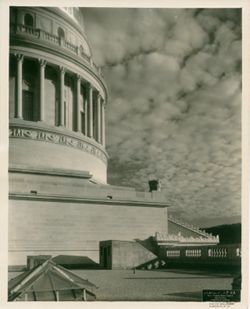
{"left": 57, "top": 27, "right": 65, "bottom": 39}
{"left": 24, "top": 13, "right": 34, "bottom": 27}
{"left": 79, "top": 45, "right": 84, "bottom": 56}
{"left": 57, "top": 27, "right": 65, "bottom": 46}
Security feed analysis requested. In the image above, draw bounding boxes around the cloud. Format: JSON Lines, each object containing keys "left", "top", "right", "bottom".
{"left": 84, "top": 8, "right": 241, "bottom": 225}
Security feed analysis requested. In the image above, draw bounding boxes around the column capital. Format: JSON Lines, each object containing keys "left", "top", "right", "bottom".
{"left": 15, "top": 53, "right": 24, "bottom": 62}
{"left": 97, "top": 93, "right": 103, "bottom": 101}
{"left": 86, "top": 82, "right": 93, "bottom": 90}
{"left": 76, "top": 74, "right": 81, "bottom": 81}
{"left": 102, "top": 99, "right": 107, "bottom": 107}
{"left": 59, "top": 66, "right": 66, "bottom": 75}
{"left": 38, "top": 59, "right": 47, "bottom": 67}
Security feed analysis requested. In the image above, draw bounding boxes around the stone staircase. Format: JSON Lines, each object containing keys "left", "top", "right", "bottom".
{"left": 136, "top": 258, "right": 166, "bottom": 270}
{"left": 155, "top": 232, "right": 219, "bottom": 246}
{"left": 154, "top": 215, "right": 220, "bottom": 247}
{"left": 168, "top": 215, "right": 217, "bottom": 238}
{"left": 134, "top": 216, "right": 220, "bottom": 269}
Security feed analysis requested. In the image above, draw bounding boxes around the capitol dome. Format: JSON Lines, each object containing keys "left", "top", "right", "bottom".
{"left": 8, "top": 6, "right": 222, "bottom": 275}
{"left": 57, "top": 7, "right": 86, "bottom": 32}
{"left": 9, "top": 7, "right": 108, "bottom": 183}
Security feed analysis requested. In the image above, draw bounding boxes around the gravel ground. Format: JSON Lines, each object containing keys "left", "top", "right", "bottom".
{"left": 70, "top": 269, "right": 234, "bottom": 301}
{"left": 9, "top": 268, "right": 234, "bottom": 301}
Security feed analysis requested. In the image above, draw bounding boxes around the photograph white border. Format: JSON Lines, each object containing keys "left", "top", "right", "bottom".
{"left": 0, "top": 0, "right": 248, "bottom": 308}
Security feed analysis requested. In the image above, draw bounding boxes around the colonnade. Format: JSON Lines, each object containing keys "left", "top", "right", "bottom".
{"left": 14, "top": 53, "right": 106, "bottom": 146}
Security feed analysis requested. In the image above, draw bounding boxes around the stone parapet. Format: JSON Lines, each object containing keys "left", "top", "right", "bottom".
{"left": 9, "top": 171, "right": 169, "bottom": 207}
{"left": 9, "top": 199, "right": 168, "bottom": 265}
{"left": 10, "top": 23, "right": 104, "bottom": 79}
{"left": 155, "top": 232, "right": 219, "bottom": 246}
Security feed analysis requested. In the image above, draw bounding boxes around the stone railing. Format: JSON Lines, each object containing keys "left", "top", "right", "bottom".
{"left": 10, "top": 23, "right": 103, "bottom": 77}
{"left": 65, "top": 40, "right": 78, "bottom": 54}
{"left": 168, "top": 215, "right": 212, "bottom": 238}
{"left": 155, "top": 232, "right": 219, "bottom": 245}
{"left": 39, "top": 29, "right": 59, "bottom": 44}
{"left": 79, "top": 49, "right": 91, "bottom": 62}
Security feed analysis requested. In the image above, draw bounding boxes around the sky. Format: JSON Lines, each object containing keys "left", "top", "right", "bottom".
{"left": 83, "top": 8, "right": 241, "bottom": 227}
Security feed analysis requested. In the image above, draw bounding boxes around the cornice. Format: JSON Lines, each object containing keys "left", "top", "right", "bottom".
{"left": 9, "top": 192, "right": 169, "bottom": 208}
{"left": 9, "top": 165, "right": 92, "bottom": 179}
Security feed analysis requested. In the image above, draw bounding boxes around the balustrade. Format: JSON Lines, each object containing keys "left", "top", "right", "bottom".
{"left": 166, "top": 250, "right": 180, "bottom": 257}
{"left": 41, "top": 31, "right": 59, "bottom": 44}
{"left": 10, "top": 23, "right": 103, "bottom": 77}
{"left": 185, "top": 249, "right": 201, "bottom": 257}
{"left": 164, "top": 245, "right": 241, "bottom": 266}
{"left": 208, "top": 248, "right": 228, "bottom": 258}
{"left": 15, "top": 24, "right": 39, "bottom": 37}
{"left": 155, "top": 232, "right": 219, "bottom": 245}
{"left": 65, "top": 40, "right": 78, "bottom": 53}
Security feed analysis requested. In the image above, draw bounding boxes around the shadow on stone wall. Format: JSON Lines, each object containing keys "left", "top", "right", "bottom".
{"left": 134, "top": 236, "right": 159, "bottom": 256}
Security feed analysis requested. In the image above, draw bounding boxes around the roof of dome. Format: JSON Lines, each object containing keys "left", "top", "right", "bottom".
{"left": 58, "top": 7, "right": 85, "bottom": 31}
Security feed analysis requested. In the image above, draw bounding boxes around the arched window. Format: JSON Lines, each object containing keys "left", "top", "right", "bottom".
{"left": 79, "top": 45, "right": 84, "bottom": 56}
{"left": 24, "top": 13, "right": 34, "bottom": 27}
{"left": 57, "top": 27, "right": 65, "bottom": 40}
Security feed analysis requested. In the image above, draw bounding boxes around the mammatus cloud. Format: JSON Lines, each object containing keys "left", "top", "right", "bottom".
{"left": 84, "top": 8, "right": 241, "bottom": 224}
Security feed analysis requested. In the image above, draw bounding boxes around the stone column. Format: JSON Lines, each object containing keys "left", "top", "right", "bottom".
{"left": 76, "top": 74, "right": 81, "bottom": 132}
{"left": 101, "top": 100, "right": 106, "bottom": 147}
{"left": 59, "top": 67, "right": 65, "bottom": 126}
{"left": 97, "top": 94, "right": 101, "bottom": 143}
{"left": 16, "top": 54, "right": 24, "bottom": 119}
{"left": 87, "top": 84, "right": 93, "bottom": 138}
{"left": 39, "top": 59, "right": 46, "bottom": 121}
{"left": 84, "top": 92, "right": 88, "bottom": 136}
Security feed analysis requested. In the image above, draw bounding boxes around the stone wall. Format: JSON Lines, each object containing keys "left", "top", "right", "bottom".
{"left": 9, "top": 133, "right": 107, "bottom": 183}
{"left": 9, "top": 199, "right": 168, "bottom": 266}
{"left": 100, "top": 240, "right": 157, "bottom": 269}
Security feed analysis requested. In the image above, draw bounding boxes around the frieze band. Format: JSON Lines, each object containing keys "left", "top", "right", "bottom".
{"left": 9, "top": 127, "right": 107, "bottom": 164}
